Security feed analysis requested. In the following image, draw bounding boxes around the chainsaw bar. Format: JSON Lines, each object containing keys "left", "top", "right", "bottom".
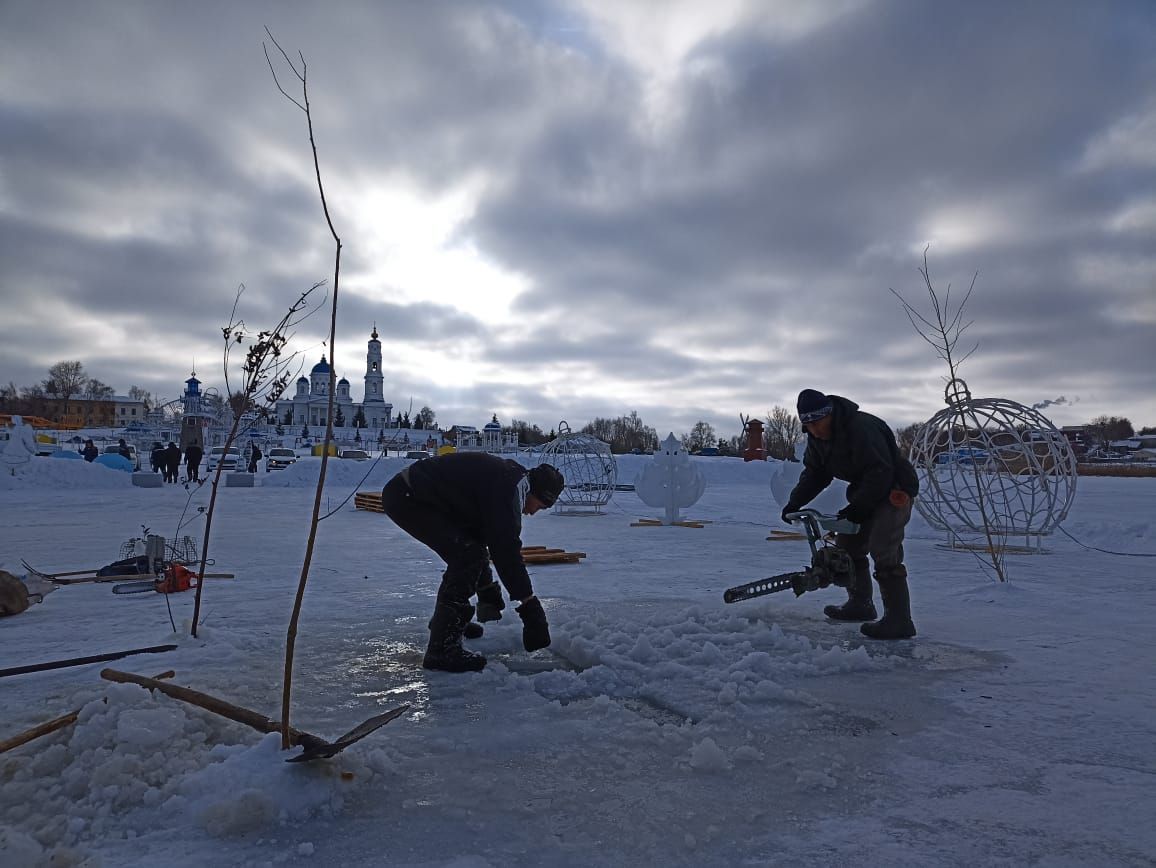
{"left": 723, "top": 571, "right": 809, "bottom": 603}
{"left": 112, "top": 581, "right": 158, "bottom": 595}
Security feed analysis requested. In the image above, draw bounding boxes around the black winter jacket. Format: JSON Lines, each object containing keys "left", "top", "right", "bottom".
{"left": 402, "top": 452, "right": 533, "bottom": 600}
{"left": 787, "top": 395, "right": 919, "bottom": 522}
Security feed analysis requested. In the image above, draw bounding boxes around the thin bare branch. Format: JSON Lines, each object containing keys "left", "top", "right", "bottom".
{"left": 265, "top": 29, "right": 345, "bottom": 751}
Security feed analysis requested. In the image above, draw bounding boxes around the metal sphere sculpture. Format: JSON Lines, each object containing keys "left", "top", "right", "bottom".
{"left": 911, "top": 379, "right": 1078, "bottom": 545}
{"left": 536, "top": 422, "right": 617, "bottom": 513}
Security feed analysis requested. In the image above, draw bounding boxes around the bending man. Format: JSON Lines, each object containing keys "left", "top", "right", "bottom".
{"left": 382, "top": 452, "right": 565, "bottom": 672}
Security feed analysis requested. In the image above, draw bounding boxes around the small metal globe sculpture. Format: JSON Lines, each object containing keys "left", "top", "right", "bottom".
{"left": 911, "top": 379, "right": 1078, "bottom": 548}
{"left": 536, "top": 422, "right": 617, "bottom": 514}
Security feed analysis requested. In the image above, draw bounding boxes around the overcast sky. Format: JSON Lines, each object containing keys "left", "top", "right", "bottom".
{"left": 2, "top": 0, "right": 1154, "bottom": 438}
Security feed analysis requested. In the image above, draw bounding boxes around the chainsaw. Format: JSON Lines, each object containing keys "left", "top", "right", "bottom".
{"left": 723, "top": 509, "right": 860, "bottom": 603}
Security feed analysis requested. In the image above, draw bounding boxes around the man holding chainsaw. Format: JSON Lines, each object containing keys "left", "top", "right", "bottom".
{"left": 780, "top": 389, "right": 919, "bottom": 640}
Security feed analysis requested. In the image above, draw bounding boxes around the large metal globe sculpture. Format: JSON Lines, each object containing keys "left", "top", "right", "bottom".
{"left": 911, "top": 379, "right": 1078, "bottom": 547}
{"left": 536, "top": 422, "right": 617, "bottom": 514}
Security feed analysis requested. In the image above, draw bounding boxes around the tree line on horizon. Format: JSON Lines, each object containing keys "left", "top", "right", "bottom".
{"left": 2, "top": 360, "right": 1151, "bottom": 455}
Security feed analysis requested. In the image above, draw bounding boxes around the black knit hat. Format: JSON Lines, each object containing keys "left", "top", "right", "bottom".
{"left": 527, "top": 463, "right": 565, "bottom": 507}
{"left": 797, "top": 389, "right": 833, "bottom": 424}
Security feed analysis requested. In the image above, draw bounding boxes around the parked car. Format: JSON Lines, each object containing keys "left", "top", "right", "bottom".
{"left": 404, "top": 450, "right": 431, "bottom": 460}
{"left": 339, "top": 449, "right": 371, "bottom": 461}
{"left": 101, "top": 443, "right": 141, "bottom": 470}
{"left": 206, "top": 446, "right": 241, "bottom": 473}
{"left": 934, "top": 447, "right": 990, "bottom": 467}
{"left": 265, "top": 447, "right": 298, "bottom": 472}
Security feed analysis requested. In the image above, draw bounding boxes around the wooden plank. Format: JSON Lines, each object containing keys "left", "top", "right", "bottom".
{"left": 523, "top": 554, "right": 583, "bottom": 564}
{"left": 766, "top": 530, "right": 806, "bottom": 541}
{"left": 354, "top": 491, "right": 385, "bottom": 513}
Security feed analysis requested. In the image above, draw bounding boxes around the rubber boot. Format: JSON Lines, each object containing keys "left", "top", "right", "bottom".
{"left": 823, "top": 561, "right": 877, "bottom": 621}
{"left": 423, "top": 600, "right": 487, "bottom": 672}
{"left": 861, "top": 566, "right": 916, "bottom": 640}
{"left": 428, "top": 603, "right": 483, "bottom": 640}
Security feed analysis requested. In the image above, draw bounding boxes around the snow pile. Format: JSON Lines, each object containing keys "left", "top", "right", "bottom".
{"left": 0, "top": 456, "right": 135, "bottom": 491}
{"left": 0, "top": 681, "right": 376, "bottom": 862}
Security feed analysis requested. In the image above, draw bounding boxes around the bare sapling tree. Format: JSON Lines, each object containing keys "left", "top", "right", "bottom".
{"left": 264, "top": 29, "right": 345, "bottom": 750}
{"left": 891, "top": 246, "right": 1008, "bottom": 582}
{"left": 190, "top": 283, "right": 321, "bottom": 637}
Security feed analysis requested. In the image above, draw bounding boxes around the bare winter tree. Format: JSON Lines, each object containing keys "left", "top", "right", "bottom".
{"left": 127, "top": 385, "right": 154, "bottom": 411}
{"left": 764, "top": 405, "right": 802, "bottom": 461}
{"left": 681, "top": 421, "right": 717, "bottom": 452}
{"left": 83, "top": 378, "right": 114, "bottom": 401}
{"left": 892, "top": 247, "right": 1007, "bottom": 582}
{"left": 895, "top": 422, "right": 922, "bottom": 459}
{"left": 44, "top": 361, "right": 87, "bottom": 401}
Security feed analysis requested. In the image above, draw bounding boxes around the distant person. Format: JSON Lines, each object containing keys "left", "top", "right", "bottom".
{"left": 164, "top": 442, "right": 181, "bottom": 483}
{"left": 780, "top": 389, "right": 920, "bottom": 640}
{"left": 185, "top": 443, "right": 204, "bottom": 483}
{"left": 247, "top": 443, "right": 262, "bottom": 473}
{"left": 381, "top": 452, "right": 565, "bottom": 672}
{"left": 150, "top": 442, "right": 165, "bottom": 474}
{"left": 117, "top": 438, "right": 132, "bottom": 462}
{"left": 81, "top": 439, "right": 98, "bottom": 462}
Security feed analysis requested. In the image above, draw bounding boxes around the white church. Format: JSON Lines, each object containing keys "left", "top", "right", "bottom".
{"left": 275, "top": 328, "right": 393, "bottom": 430}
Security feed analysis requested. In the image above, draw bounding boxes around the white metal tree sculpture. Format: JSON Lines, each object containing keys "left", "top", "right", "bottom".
{"left": 634, "top": 432, "right": 707, "bottom": 524}
{"left": 537, "top": 422, "right": 617, "bottom": 514}
{"left": 893, "top": 248, "right": 1078, "bottom": 580}
{"left": 911, "top": 378, "right": 1078, "bottom": 549}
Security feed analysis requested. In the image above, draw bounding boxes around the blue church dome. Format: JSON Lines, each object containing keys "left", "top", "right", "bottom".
{"left": 297, "top": 376, "right": 308, "bottom": 383}
{"left": 338, "top": 377, "right": 349, "bottom": 385}
{"left": 311, "top": 356, "right": 331, "bottom": 375}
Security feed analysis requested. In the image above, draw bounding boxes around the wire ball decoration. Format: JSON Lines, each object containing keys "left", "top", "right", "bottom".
{"left": 535, "top": 422, "right": 618, "bottom": 514}
{"left": 911, "top": 379, "right": 1078, "bottom": 546}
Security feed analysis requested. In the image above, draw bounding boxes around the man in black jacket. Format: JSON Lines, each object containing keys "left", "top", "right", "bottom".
{"left": 781, "top": 389, "right": 920, "bottom": 640}
{"left": 185, "top": 443, "right": 204, "bottom": 483}
{"left": 164, "top": 442, "right": 181, "bottom": 483}
{"left": 382, "top": 452, "right": 565, "bottom": 672}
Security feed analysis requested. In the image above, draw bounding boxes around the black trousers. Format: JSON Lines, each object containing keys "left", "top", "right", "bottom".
{"left": 381, "top": 475, "right": 488, "bottom": 605}
{"left": 836, "top": 498, "right": 912, "bottom": 579}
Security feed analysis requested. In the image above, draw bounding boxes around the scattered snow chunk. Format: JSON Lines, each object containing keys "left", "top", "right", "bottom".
{"left": 688, "top": 737, "right": 732, "bottom": 772}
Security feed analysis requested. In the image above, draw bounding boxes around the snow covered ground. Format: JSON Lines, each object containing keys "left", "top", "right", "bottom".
{"left": 1, "top": 454, "right": 1154, "bottom": 867}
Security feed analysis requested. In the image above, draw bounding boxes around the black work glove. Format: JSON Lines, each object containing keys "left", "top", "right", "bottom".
{"left": 781, "top": 504, "right": 800, "bottom": 524}
{"left": 837, "top": 505, "right": 866, "bottom": 524}
{"left": 475, "top": 580, "right": 505, "bottom": 623}
{"left": 516, "top": 596, "right": 551, "bottom": 652}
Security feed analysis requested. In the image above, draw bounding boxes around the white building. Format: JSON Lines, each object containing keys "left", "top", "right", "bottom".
{"left": 275, "top": 328, "right": 393, "bottom": 430}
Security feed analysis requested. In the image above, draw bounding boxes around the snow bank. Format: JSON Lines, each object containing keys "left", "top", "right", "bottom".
{"left": 0, "top": 456, "right": 135, "bottom": 491}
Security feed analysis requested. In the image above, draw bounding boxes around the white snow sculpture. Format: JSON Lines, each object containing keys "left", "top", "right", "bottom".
{"left": 536, "top": 422, "right": 617, "bottom": 514}
{"left": 911, "top": 379, "right": 1078, "bottom": 548}
{"left": 0, "top": 415, "right": 38, "bottom": 474}
{"left": 634, "top": 433, "right": 707, "bottom": 524}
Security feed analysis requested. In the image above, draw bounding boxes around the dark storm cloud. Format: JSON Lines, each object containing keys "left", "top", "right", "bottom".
{"left": 462, "top": 0, "right": 1156, "bottom": 429}
{"left": 337, "top": 295, "right": 487, "bottom": 345}
{"left": 1, "top": 0, "right": 1154, "bottom": 436}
